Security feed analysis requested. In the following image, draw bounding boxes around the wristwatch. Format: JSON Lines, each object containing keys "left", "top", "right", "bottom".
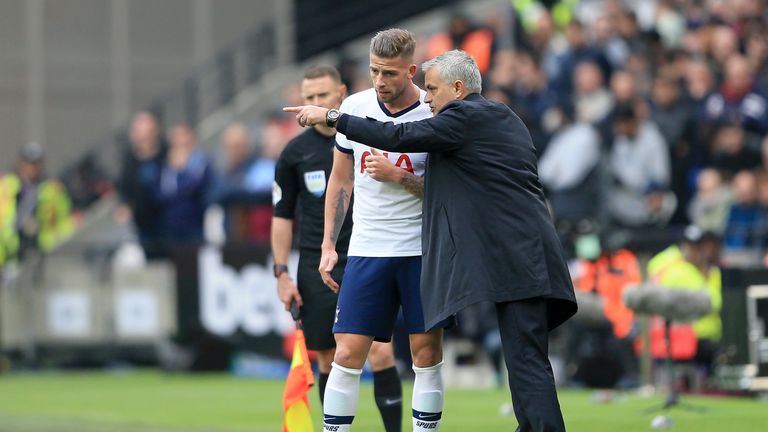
{"left": 273, "top": 264, "right": 289, "bottom": 278}
{"left": 326, "top": 109, "right": 341, "bottom": 127}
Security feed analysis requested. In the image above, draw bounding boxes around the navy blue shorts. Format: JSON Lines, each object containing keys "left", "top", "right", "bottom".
{"left": 333, "top": 256, "right": 453, "bottom": 342}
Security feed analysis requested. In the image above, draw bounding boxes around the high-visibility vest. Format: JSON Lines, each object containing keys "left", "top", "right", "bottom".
{"left": 575, "top": 249, "right": 641, "bottom": 339}
{"left": 0, "top": 174, "right": 75, "bottom": 263}
{"left": 427, "top": 28, "right": 495, "bottom": 75}
{"left": 512, "top": 0, "right": 578, "bottom": 30}
{"left": 646, "top": 247, "right": 722, "bottom": 359}
{"left": 0, "top": 175, "right": 22, "bottom": 265}
{"left": 656, "top": 259, "right": 722, "bottom": 341}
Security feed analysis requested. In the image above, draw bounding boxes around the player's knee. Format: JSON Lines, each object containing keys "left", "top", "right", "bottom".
{"left": 412, "top": 345, "right": 442, "bottom": 368}
{"left": 333, "top": 345, "right": 366, "bottom": 369}
{"left": 367, "top": 343, "right": 395, "bottom": 370}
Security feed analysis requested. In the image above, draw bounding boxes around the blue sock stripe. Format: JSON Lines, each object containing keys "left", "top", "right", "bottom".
{"left": 323, "top": 415, "right": 355, "bottom": 425}
{"left": 412, "top": 409, "right": 442, "bottom": 421}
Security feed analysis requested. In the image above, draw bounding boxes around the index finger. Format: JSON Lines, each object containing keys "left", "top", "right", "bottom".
{"left": 369, "top": 147, "right": 381, "bottom": 156}
{"left": 283, "top": 106, "right": 304, "bottom": 113}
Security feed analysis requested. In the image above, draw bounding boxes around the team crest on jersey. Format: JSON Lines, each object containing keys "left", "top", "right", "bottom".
{"left": 304, "top": 170, "right": 326, "bottom": 197}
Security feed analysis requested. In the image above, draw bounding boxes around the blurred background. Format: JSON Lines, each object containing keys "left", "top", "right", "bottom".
{"left": 1, "top": 0, "right": 768, "bottom": 430}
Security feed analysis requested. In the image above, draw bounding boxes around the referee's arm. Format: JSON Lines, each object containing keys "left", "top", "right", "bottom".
{"left": 271, "top": 152, "right": 301, "bottom": 310}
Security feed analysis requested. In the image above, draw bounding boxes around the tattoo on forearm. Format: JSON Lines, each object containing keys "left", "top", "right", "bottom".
{"left": 330, "top": 188, "right": 350, "bottom": 243}
{"left": 400, "top": 172, "right": 424, "bottom": 199}
{"left": 346, "top": 154, "right": 355, "bottom": 180}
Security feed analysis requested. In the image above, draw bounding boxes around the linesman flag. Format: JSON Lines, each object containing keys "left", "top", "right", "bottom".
{"left": 282, "top": 302, "right": 315, "bottom": 432}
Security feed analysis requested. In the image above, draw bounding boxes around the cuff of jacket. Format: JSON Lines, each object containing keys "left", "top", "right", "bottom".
{"left": 337, "top": 113, "right": 351, "bottom": 133}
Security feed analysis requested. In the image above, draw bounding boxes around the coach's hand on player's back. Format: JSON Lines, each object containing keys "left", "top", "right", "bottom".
{"left": 283, "top": 105, "right": 330, "bottom": 127}
{"left": 365, "top": 148, "right": 403, "bottom": 183}
{"left": 319, "top": 245, "right": 340, "bottom": 293}
{"left": 276, "top": 273, "right": 302, "bottom": 311}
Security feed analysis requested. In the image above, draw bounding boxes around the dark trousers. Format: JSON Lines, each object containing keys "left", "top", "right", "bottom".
{"left": 496, "top": 299, "right": 566, "bottom": 432}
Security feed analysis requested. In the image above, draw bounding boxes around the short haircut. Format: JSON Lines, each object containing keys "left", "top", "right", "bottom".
{"left": 369, "top": 28, "right": 416, "bottom": 60}
{"left": 303, "top": 64, "right": 341, "bottom": 83}
{"left": 421, "top": 50, "right": 482, "bottom": 94}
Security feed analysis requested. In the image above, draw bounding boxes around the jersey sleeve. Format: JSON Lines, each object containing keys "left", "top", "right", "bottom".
{"left": 335, "top": 98, "right": 355, "bottom": 154}
{"left": 273, "top": 146, "right": 298, "bottom": 219}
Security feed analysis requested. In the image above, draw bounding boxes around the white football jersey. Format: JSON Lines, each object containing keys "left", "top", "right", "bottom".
{"left": 335, "top": 88, "right": 431, "bottom": 257}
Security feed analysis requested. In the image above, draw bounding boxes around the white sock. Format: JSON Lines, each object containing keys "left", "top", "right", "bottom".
{"left": 323, "top": 362, "right": 362, "bottom": 431}
{"left": 412, "top": 361, "right": 444, "bottom": 431}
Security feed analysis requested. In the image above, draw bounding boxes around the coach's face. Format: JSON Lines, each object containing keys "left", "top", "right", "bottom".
{"left": 301, "top": 76, "right": 346, "bottom": 110}
{"left": 424, "top": 67, "right": 460, "bottom": 115}
{"left": 369, "top": 53, "right": 416, "bottom": 104}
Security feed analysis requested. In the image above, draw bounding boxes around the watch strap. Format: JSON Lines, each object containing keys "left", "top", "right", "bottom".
{"left": 273, "top": 264, "right": 289, "bottom": 278}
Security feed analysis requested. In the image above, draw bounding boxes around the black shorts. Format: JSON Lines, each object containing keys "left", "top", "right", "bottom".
{"left": 297, "top": 249, "right": 346, "bottom": 351}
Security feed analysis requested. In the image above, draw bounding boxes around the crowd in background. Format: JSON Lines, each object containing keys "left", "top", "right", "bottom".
{"left": 113, "top": 111, "right": 301, "bottom": 259}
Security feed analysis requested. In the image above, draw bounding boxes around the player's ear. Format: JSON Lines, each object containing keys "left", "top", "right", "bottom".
{"left": 408, "top": 63, "right": 417, "bottom": 78}
{"left": 339, "top": 84, "right": 348, "bottom": 100}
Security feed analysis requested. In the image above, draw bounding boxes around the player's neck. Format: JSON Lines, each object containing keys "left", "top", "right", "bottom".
{"left": 313, "top": 123, "right": 336, "bottom": 137}
{"left": 382, "top": 83, "right": 420, "bottom": 113}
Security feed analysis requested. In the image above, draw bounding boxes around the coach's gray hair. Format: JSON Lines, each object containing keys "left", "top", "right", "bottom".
{"left": 421, "top": 50, "right": 482, "bottom": 94}
{"left": 370, "top": 28, "right": 416, "bottom": 60}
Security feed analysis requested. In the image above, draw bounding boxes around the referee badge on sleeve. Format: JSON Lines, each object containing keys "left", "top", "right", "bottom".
{"left": 304, "top": 170, "right": 326, "bottom": 197}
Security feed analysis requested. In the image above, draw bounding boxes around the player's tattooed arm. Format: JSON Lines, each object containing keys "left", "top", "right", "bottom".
{"left": 329, "top": 187, "right": 351, "bottom": 244}
{"left": 324, "top": 149, "right": 355, "bottom": 247}
{"left": 399, "top": 172, "right": 424, "bottom": 199}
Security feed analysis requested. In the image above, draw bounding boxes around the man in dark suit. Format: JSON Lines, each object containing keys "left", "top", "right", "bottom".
{"left": 286, "top": 50, "right": 577, "bottom": 431}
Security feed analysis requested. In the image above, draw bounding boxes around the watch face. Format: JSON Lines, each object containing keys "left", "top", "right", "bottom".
{"left": 328, "top": 110, "right": 340, "bottom": 120}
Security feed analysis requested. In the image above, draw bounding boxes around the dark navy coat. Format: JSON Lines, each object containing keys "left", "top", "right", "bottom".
{"left": 336, "top": 93, "right": 577, "bottom": 330}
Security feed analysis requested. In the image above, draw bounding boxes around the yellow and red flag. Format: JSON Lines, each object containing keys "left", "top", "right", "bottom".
{"left": 282, "top": 307, "right": 315, "bottom": 432}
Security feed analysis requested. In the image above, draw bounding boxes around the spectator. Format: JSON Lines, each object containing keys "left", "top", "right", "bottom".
{"left": 708, "top": 26, "right": 739, "bottom": 78}
{"left": 591, "top": 13, "right": 629, "bottom": 70}
{"left": 707, "top": 122, "right": 762, "bottom": 176}
{"left": 723, "top": 169, "right": 761, "bottom": 250}
{"left": 573, "top": 60, "right": 614, "bottom": 124}
{"left": 684, "top": 58, "right": 716, "bottom": 106}
{"left": 654, "top": 0, "right": 687, "bottom": 48}
{"left": 155, "top": 124, "right": 212, "bottom": 249}
{"left": 616, "top": 9, "right": 648, "bottom": 56}
{"left": 610, "top": 69, "right": 639, "bottom": 107}
{"left": 0, "top": 143, "right": 75, "bottom": 265}
{"left": 651, "top": 74, "right": 696, "bottom": 224}
{"left": 745, "top": 30, "right": 768, "bottom": 91}
{"left": 117, "top": 111, "right": 167, "bottom": 258}
{"left": 487, "top": 49, "right": 516, "bottom": 91}
{"left": 539, "top": 104, "right": 602, "bottom": 225}
{"left": 506, "top": 51, "right": 557, "bottom": 152}
{"left": 241, "top": 116, "right": 288, "bottom": 246}
{"left": 704, "top": 54, "right": 768, "bottom": 136}
{"left": 606, "top": 103, "right": 675, "bottom": 227}
{"left": 550, "top": 20, "right": 611, "bottom": 99}
{"left": 688, "top": 168, "right": 732, "bottom": 234}
{"left": 209, "top": 123, "right": 271, "bottom": 244}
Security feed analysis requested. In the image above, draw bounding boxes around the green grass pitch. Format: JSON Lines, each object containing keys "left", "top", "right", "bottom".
{"left": 0, "top": 371, "right": 765, "bottom": 431}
